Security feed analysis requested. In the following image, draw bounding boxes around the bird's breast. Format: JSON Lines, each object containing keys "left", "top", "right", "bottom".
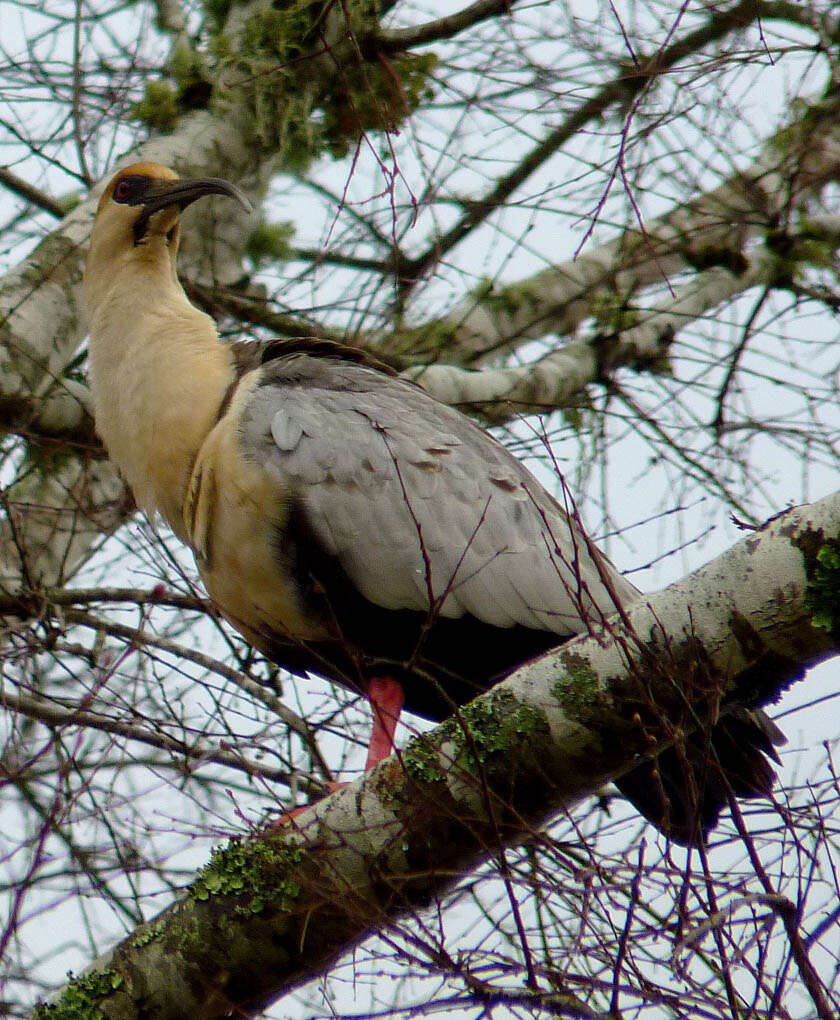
{"left": 183, "top": 402, "right": 331, "bottom": 652}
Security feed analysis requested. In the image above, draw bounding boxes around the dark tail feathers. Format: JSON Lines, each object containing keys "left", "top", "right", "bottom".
{"left": 614, "top": 708, "right": 786, "bottom": 846}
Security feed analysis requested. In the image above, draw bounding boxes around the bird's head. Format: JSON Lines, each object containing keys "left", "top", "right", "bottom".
{"left": 84, "top": 162, "right": 251, "bottom": 309}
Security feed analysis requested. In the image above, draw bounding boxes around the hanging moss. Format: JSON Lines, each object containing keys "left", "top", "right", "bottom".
{"left": 217, "top": 0, "right": 324, "bottom": 159}
{"left": 132, "top": 0, "right": 438, "bottom": 168}
{"left": 131, "top": 80, "right": 181, "bottom": 133}
{"left": 211, "top": 0, "right": 438, "bottom": 168}
{"left": 170, "top": 43, "right": 213, "bottom": 110}
{"left": 321, "top": 51, "right": 439, "bottom": 158}
{"left": 131, "top": 42, "right": 214, "bottom": 133}
{"left": 204, "top": 0, "right": 240, "bottom": 36}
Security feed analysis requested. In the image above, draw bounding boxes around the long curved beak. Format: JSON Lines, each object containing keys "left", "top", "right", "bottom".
{"left": 133, "top": 177, "right": 252, "bottom": 243}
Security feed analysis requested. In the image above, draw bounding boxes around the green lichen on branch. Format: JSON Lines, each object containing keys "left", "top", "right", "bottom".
{"left": 552, "top": 652, "right": 604, "bottom": 721}
{"left": 131, "top": 918, "right": 166, "bottom": 949}
{"left": 191, "top": 837, "right": 303, "bottom": 916}
{"left": 33, "top": 969, "right": 123, "bottom": 1020}
{"left": 441, "top": 689, "right": 550, "bottom": 767}
{"left": 398, "top": 691, "right": 549, "bottom": 791}
{"left": 400, "top": 732, "right": 446, "bottom": 785}
{"left": 796, "top": 529, "right": 840, "bottom": 638}
{"left": 461, "top": 691, "right": 548, "bottom": 760}
{"left": 468, "top": 275, "right": 543, "bottom": 320}
{"left": 591, "top": 287, "right": 641, "bottom": 335}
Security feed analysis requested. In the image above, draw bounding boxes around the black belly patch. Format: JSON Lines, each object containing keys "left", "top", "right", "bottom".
{"left": 267, "top": 503, "right": 563, "bottom": 722}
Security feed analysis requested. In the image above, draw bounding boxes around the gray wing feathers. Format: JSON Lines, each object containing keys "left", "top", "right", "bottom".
{"left": 244, "top": 357, "right": 638, "bottom": 635}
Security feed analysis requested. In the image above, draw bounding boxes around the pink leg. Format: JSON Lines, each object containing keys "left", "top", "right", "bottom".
{"left": 272, "top": 676, "right": 404, "bottom": 827}
{"left": 364, "top": 676, "right": 405, "bottom": 770}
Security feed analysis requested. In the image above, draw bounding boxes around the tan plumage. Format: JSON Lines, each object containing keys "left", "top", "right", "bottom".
{"left": 83, "top": 163, "right": 785, "bottom": 843}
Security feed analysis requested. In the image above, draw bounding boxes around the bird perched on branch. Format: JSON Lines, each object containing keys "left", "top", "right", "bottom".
{"left": 82, "top": 162, "right": 784, "bottom": 844}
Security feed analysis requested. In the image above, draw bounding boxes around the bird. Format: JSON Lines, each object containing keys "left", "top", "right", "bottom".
{"left": 82, "top": 162, "right": 785, "bottom": 844}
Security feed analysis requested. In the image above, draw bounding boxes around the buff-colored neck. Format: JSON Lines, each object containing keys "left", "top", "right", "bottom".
{"left": 85, "top": 235, "right": 235, "bottom": 540}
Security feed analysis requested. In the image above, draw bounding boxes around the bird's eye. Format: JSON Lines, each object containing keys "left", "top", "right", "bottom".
{"left": 112, "top": 175, "right": 149, "bottom": 204}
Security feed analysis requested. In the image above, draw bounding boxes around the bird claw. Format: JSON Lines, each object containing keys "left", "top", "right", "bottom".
{"left": 270, "top": 780, "right": 348, "bottom": 827}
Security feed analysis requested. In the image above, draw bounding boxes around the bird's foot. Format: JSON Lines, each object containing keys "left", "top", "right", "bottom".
{"left": 271, "top": 676, "right": 404, "bottom": 828}
{"left": 270, "top": 780, "right": 348, "bottom": 827}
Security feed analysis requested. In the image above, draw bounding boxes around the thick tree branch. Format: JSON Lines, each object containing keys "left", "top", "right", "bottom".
{"left": 30, "top": 492, "right": 840, "bottom": 1020}
{"left": 402, "top": 236, "right": 837, "bottom": 418}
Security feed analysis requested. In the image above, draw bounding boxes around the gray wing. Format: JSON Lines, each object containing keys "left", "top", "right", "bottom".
{"left": 241, "top": 353, "right": 639, "bottom": 636}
